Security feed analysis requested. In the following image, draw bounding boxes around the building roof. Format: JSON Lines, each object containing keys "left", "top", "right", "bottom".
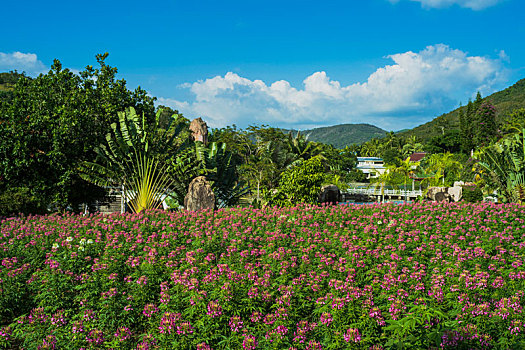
{"left": 357, "top": 164, "right": 386, "bottom": 169}
{"left": 409, "top": 152, "right": 426, "bottom": 162}
{"left": 357, "top": 157, "right": 383, "bottom": 161}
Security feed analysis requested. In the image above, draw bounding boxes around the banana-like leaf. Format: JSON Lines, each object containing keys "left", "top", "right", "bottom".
{"left": 79, "top": 107, "right": 189, "bottom": 212}
{"left": 124, "top": 153, "right": 174, "bottom": 213}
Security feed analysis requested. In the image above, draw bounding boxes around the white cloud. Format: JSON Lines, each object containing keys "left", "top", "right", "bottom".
{"left": 0, "top": 51, "right": 47, "bottom": 76}
{"left": 388, "top": 0, "right": 504, "bottom": 10}
{"left": 158, "top": 44, "right": 507, "bottom": 131}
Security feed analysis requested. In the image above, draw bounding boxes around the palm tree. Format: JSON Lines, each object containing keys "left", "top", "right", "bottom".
{"left": 361, "top": 138, "right": 381, "bottom": 157}
{"left": 286, "top": 131, "right": 323, "bottom": 160}
{"left": 368, "top": 167, "right": 398, "bottom": 203}
{"left": 391, "top": 157, "right": 420, "bottom": 202}
{"left": 402, "top": 136, "right": 424, "bottom": 158}
{"left": 80, "top": 107, "right": 188, "bottom": 213}
{"left": 476, "top": 129, "right": 525, "bottom": 203}
{"left": 422, "top": 152, "right": 463, "bottom": 186}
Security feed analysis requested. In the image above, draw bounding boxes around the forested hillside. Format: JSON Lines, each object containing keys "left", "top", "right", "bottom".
{"left": 400, "top": 78, "right": 525, "bottom": 142}
{"left": 288, "top": 123, "right": 387, "bottom": 148}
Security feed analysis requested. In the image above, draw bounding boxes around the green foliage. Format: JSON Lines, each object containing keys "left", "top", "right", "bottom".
{"left": 0, "top": 54, "right": 155, "bottom": 213}
{"left": 475, "top": 129, "right": 525, "bottom": 203}
{"left": 420, "top": 152, "right": 463, "bottom": 186}
{"left": 268, "top": 155, "right": 326, "bottom": 206}
{"left": 347, "top": 169, "right": 367, "bottom": 183}
{"left": 80, "top": 107, "right": 185, "bottom": 213}
{"left": 401, "top": 136, "right": 424, "bottom": 158}
{"left": 382, "top": 148, "right": 402, "bottom": 166}
{"left": 461, "top": 185, "right": 483, "bottom": 203}
{"left": 474, "top": 102, "right": 498, "bottom": 147}
{"left": 0, "top": 187, "right": 47, "bottom": 217}
{"left": 166, "top": 141, "right": 248, "bottom": 208}
{"left": 400, "top": 78, "right": 525, "bottom": 143}
{"left": 199, "top": 142, "right": 249, "bottom": 208}
{"left": 0, "top": 71, "right": 26, "bottom": 103}
{"left": 360, "top": 132, "right": 422, "bottom": 162}
{"left": 285, "top": 123, "right": 387, "bottom": 148}
{"left": 502, "top": 108, "right": 525, "bottom": 134}
{"left": 2, "top": 203, "right": 525, "bottom": 349}
{"left": 0, "top": 71, "right": 26, "bottom": 86}
{"left": 424, "top": 130, "right": 462, "bottom": 154}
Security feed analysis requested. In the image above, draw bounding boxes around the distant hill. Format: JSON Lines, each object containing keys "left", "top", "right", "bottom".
{"left": 0, "top": 71, "right": 26, "bottom": 101}
{"left": 399, "top": 78, "right": 525, "bottom": 142}
{"left": 287, "top": 123, "right": 387, "bottom": 148}
{"left": 0, "top": 71, "right": 25, "bottom": 91}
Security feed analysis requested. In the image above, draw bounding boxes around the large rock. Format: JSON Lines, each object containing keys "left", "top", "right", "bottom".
{"left": 447, "top": 186, "right": 462, "bottom": 202}
{"left": 318, "top": 185, "right": 341, "bottom": 204}
{"left": 184, "top": 176, "right": 215, "bottom": 211}
{"left": 434, "top": 191, "right": 451, "bottom": 202}
{"left": 189, "top": 118, "right": 209, "bottom": 146}
{"left": 427, "top": 187, "right": 447, "bottom": 201}
{"left": 427, "top": 186, "right": 462, "bottom": 202}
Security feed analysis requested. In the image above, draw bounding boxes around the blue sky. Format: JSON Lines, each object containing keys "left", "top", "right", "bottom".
{"left": 1, "top": 0, "right": 524, "bottom": 131}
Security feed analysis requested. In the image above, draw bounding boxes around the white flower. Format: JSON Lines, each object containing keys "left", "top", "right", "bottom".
{"left": 78, "top": 246, "right": 84, "bottom": 251}
{"left": 66, "top": 236, "right": 73, "bottom": 242}
{"left": 87, "top": 239, "right": 93, "bottom": 244}
{"left": 79, "top": 238, "right": 86, "bottom": 246}
{"left": 377, "top": 220, "right": 383, "bottom": 225}
{"left": 52, "top": 243, "right": 59, "bottom": 249}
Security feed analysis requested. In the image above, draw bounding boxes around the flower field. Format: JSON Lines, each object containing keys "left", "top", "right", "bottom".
{"left": 1, "top": 202, "right": 525, "bottom": 349}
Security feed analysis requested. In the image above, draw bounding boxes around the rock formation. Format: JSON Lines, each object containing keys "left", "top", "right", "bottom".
{"left": 189, "top": 118, "right": 209, "bottom": 146}
{"left": 318, "top": 185, "right": 341, "bottom": 204}
{"left": 427, "top": 185, "right": 462, "bottom": 202}
{"left": 184, "top": 176, "right": 215, "bottom": 211}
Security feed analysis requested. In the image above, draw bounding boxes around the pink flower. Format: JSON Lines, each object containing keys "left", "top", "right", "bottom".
{"left": 114, "top": 327, "right": 132, "bottom": 341}
{"left": 229, "top": 316, "right": 243, "bottom": 332}
{"left": 207, "top": 300, "right": 223, "bottom": 318}
{"left": 142, "top": 303, "right": 158, "bottom": 318}
{"left": 242, "top": 334, "right": 258, "bottom": 350}
{"left": 344, "top": 328, "right": 361, "bottom": 343}
{"left": 320, "top": 312, "right": 333, "bottom": 326}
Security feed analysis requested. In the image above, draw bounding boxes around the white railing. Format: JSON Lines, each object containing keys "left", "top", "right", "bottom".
{"left": 346, "top": 188, "right": 422, "bottom": 197}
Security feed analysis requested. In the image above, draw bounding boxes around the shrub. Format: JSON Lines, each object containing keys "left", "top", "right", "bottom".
{"left": 0, "top": 187, "right": 47, "bottom": 217}
{"left": 267, "top": 155, "right": 326, "bottom": 207}
{"left": 462, "top": 185, "right": 483, "bottom": 203}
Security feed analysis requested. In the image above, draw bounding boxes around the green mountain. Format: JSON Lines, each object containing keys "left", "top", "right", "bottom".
{"left": 288, "top": 123, "right": 387, "bottom": 148}
{"left": 399, "top": 78, "right": 525, "bottom": 142}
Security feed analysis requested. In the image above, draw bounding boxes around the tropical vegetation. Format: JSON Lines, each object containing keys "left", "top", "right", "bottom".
{"left": 1, "top": 54, "right": 525, "bottom": 209}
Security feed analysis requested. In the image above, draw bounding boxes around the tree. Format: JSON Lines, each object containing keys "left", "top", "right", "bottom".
{"left": 197, "top": 142, "right": 249, "bottom": 208}
{"left": 360, "top": 138, "right": 382, "bottom": 157}
{"left": 390, "top": 157, "right": 420, "bottom": 201}
{"left": 268, "top": 155, "right": 326, "bottom": 207}
{"left": 286, "top": 131, "right": 323, "bottom": 161}
{"left": 460, "top": 100, "right": 475, "bottom": 153}
{"left": 424, "top": 130, "right": 462, "bottom": 154}
{"left": 382, "top": 148, "right": 402, "bottom": 167}
{"left": 420, "top": 152, "right": 463, "bottom": 186}
{"left": 503, "top": 108, "right": 525, "bottom": 133}
{"left": 475, "top": 130, "right": 525, "bottom": 203}
{"left": 80, "top": 107, "right": 186, "bottom": 213}
{"left": 402, "top": 135, "right": 424, "bottom": 158}
{"left": 169, "top": 142, "right": 249, "bottom": 208}
{"left": 0, "top": 54, "right": 155, "bottom": 213}
{"left": 474, "top": 102, "right": 498, "bottom": 146}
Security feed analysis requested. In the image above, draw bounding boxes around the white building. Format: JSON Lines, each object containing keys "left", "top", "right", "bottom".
{"left": 356, "top": 157, "right": 387, "bottom": 179}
